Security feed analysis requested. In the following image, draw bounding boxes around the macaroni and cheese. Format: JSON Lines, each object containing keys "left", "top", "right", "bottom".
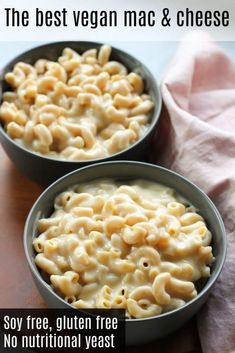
{"left": 0, "top": 45, "right": 154, "bottom": 160}
{"left": 33, "top": 179, "right": 214, "bottom": 319}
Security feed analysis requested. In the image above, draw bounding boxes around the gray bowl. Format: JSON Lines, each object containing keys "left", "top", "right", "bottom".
{"left": 0, "top": 42, "right": 161, "bottom": 185}
{"left": 24, "top": 161, "right": 226, "bottom": 345}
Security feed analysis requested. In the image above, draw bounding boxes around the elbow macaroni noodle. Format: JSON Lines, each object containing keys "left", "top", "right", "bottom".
{"left": 33, "top": 179, "right": 214, "bottom": 318}
{"left": 0, "top": 45, "right": 154, "bottom": 160}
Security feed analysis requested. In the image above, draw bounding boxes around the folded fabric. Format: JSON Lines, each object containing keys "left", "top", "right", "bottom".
{"left": 152, "top": 31, "right": 235, "bottom": 353}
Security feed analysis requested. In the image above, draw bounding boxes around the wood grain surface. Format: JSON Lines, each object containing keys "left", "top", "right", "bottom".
{"left": 0, "top": 145, "right": 202, "bottom": 353}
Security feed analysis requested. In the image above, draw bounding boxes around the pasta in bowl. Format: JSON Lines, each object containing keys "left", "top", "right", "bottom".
{"left": 0, "top": 42, "right": 160, "bottom": 184}
{"left": 33, "top": 179, "right": 214, "bottom": 319}
{"left": 0, "top": 45, "right": 154, "bottom": 160}
{"left": 24, "top": 161, "right": 226, "bottom": 344}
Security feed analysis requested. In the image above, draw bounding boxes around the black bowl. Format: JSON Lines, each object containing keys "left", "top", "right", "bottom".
{"left": 24, "top": 161, "right": 226, "bottom": 345}
{"left": 0, "top": 41, "right": 162, "bottom": 185}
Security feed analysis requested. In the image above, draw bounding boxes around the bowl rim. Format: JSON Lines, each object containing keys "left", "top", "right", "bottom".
{"left": 23, "top": 160, "right": 227, "bottom": 322}
{"left": 0, "top": 41, "right": 162, "bottom": 164}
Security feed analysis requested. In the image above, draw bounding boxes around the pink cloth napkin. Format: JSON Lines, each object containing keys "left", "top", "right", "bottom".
{"left": 152, "top": 32, "right": 235, "bottom": 353}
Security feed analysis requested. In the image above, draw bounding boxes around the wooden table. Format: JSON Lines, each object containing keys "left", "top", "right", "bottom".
{"left": 0, "top": 145, "right": 202, "bottom": 352}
